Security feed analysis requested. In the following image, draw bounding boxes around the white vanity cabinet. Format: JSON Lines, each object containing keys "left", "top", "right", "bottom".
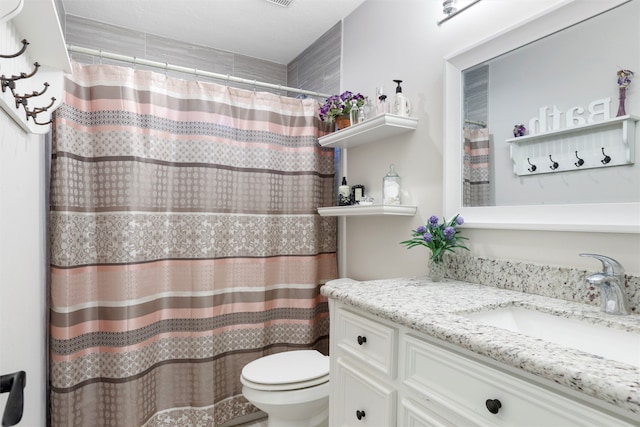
{"left": 328, "top": 300, "right": 638, "bottom": 427}
{"left": 330, "top": 303, "right": 398, "bottom": 426}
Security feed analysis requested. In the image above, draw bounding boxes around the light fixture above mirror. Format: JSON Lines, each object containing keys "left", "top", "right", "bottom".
{"left": 438, "top": 0, "right": 481, "bottom": 25}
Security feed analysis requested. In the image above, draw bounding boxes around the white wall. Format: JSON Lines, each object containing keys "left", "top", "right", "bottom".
{"left": 0, "top": 111, "right": 47, "bottom": 426}
{"left": 340, "top": 0, "right": 640, "bottom": 279}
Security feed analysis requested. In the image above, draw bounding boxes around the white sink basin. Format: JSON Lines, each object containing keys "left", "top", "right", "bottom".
{"left": 461, "top": 306, "right": 640, "bottom": 367}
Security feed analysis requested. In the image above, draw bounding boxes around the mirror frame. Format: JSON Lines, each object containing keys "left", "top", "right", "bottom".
{"left": 444, "top": 0, "right": 639, "bottom": 233}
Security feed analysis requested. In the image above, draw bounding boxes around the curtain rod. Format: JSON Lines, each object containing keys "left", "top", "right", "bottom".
{"left": 66, "top": 45, "right": 331, "bottom": 99}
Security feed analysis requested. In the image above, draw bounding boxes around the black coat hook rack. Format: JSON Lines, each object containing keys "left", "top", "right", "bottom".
{"left": 1, "top": 40, "right": 55, "bottom": 127}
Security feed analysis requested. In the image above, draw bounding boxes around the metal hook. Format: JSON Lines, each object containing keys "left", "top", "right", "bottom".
{"left": 24, "top": 97, "right": 56, "bottom": 123}
{"left": 0, "top": 39, "right": 28, "bottom": 59}
{"left": 574, "top": 150, "right": 584, "bottom": 167}
{"left": 253, "top": 79, "right": 257, "bottom": 92}
{"left": 99, "top": 49, "right": 103, "bottom": 65}
{"left": 549, "top": 154, "right": 559, "bottom": 170}
{"left": 527, "top": 158, "right": 537, "bottom": 173}
{"left": 1, "top": 63, "right": 41, "bottom": 95}
{"left": 601, "top": 147, "right": 611, "bottom": 164}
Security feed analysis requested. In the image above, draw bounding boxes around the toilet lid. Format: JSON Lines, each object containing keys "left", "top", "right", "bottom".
{"left": 241, "top": 350, "right": 329, "bottom": 385}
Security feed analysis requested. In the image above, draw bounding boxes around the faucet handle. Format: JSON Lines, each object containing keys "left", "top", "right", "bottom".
{"left": 579, "top": 253, "right": 625, "bottom": 276}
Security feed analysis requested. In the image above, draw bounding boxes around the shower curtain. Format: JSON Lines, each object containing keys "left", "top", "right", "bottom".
{"left": 49, "top": 62, "right": 337, "bottom": 426}
{"left": 463, "top": 127, "right": 491, "bottom": 207}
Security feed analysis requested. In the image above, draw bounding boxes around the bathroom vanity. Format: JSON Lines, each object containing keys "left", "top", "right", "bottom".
{"left": 322, "top": 278, "right": 640, "bottom": 426}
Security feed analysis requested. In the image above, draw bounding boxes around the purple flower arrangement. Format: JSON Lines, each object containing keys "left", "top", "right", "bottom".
{"left": 513, "top": 124, "right": 526, "bottom": 137}
{"left": 319, "top": 91, "right": 366, "bottom": 122}
{"left": 617, "top": 69, "right": 634, "bottom": 88}
{"left": 400, "top": 214, "right": 469, "bottom": 263}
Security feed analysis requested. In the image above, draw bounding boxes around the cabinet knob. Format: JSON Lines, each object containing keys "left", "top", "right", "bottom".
{"left": 356, "top": 409, "right": 366, "bottom": 420}
{"left": 485, "top": 399, "right": 502, "bottom": 414}
{"left": 357, "top": 335, "right": 367, "bottom": 345}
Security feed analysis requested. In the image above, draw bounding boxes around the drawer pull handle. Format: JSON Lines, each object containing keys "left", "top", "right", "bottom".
{"left": 357, "top": 335, "right": 367, "bottom": 345}
{"left": 485, "top": 399, "right": 502, "bottom": 414}
{"left": 356, "top": 409, "right": 366, "bottom": 420}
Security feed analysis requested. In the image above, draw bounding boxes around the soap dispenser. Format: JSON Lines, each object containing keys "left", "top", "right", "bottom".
{"left": 338, "top": 177, "right": 351, "bottom": 206}
{"left": 392, "top": 80, "right": 411, "bottom": 117}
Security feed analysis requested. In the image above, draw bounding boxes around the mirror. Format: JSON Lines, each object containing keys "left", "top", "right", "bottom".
{"left": 444, "top": 0, "right": 640, "bottom": 232}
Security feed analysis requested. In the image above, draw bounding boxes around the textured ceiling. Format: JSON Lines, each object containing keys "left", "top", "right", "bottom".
{"left": 60, "top": 0, "right": 366, "bottom": 64}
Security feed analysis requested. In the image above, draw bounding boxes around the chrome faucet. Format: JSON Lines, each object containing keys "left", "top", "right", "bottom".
{"left": 580, "top": 253, "right": 629, "bottom": 315}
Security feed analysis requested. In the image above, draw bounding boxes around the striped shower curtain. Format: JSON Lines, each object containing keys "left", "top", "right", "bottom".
{"left": 49, "top": 62, "right": 337, "bottom": 426}
{"left": 463, "top": 127, "right": 491, "bottom": 207}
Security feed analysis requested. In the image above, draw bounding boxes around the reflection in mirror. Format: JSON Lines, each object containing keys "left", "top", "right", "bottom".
{"left": 444, "top": 0, "right": 639, "bottom": 232}
{"left": 460, "top": 1, "right": 639, "bottom": 208}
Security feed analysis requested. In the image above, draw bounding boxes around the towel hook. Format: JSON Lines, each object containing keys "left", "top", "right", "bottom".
{"left": 601, "top": 147, "right": 611, "bottom": 164}
{"left": 0, "top": 39, "right": 28, "bottom": 59}
{"left": 574, "top": 150, "right": 584, "bottom": 167}
{"left": 13, "top": 82, "right": 50, "bottom": 109}
{"left": 1, "top": 62, "right": 40, "bottom": 94}
{"left": 549, "top": 154, "right": 559, "bottom": 170}
{"left": 527, "top": 158, "right": 537, "bottom": 173}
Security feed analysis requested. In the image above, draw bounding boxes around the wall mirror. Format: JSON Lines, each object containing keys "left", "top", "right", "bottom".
{"left": 444, "top": 0, "right": 639, "bottom": 233}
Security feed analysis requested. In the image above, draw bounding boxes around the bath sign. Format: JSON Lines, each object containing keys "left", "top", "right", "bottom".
{"left": 527, "top": 97, "right": 611, "bottom": 135}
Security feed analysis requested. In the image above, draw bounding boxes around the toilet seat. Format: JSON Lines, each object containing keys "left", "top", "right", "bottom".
{"left": 241, "top": 350, "right": 329, "bottom": 391}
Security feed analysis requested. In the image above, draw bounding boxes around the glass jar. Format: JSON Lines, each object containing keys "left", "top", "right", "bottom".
{"left": 383, "top": 164, "right": 401, "bottom": 205}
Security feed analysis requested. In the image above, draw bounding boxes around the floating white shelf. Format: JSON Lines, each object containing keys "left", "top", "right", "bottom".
{"left": 506, "top": 115, "right": 638, "bottom": 176}
{"left": 317, "top": 204, "right": 417, "bottom": 217}
{"left": 318, "top": 114, "right": 418, "bottom": 148}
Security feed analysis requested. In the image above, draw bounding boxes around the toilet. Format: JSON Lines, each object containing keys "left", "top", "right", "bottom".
{"left": 240, "top": 350, "right": 330, "bottom": 427}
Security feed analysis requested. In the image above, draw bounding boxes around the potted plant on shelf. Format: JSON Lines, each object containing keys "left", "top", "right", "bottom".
{"left": 319, "top": 91, "right": 366, "bottom": 130}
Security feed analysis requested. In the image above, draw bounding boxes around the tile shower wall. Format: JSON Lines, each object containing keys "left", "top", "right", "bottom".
{"left": 446, "top": 254, "right": 640, "bottom": 314}
{"left": 58, "top": 3, "right": 340, "bottom": 98}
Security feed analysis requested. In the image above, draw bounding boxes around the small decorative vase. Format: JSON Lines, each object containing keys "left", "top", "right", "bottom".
{"left": 335, "top": 114, "right": 351, "bottom": 130}
{"left": 428, "top": 258, "right": 446, "bottom": 282}
{"left": 616, "top": 87, "right": 627, "bottom": 117}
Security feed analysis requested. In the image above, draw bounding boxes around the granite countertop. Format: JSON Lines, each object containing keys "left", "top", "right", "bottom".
{"left": 321, "top": 276, "right": 640, "bottom": 417}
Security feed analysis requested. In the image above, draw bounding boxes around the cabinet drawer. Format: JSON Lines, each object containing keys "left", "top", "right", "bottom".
{"left": 402, "top": 334, "right": 634, "bottom": 427}
{"left": 335, "top": 307, "right": 397, "bottom": 378}
{"left": 334, "top": 358, "right": 397, "bottom": 427}
{"left": 399, "top": 397, "right": 478, "bottom": 427}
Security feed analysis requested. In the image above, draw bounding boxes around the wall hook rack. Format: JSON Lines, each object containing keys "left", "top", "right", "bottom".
{"left": 574, "top": 151, "right": 584, "bottom": 167}
{"left": 0, "top": 39, "right": 28, "bottom": 59}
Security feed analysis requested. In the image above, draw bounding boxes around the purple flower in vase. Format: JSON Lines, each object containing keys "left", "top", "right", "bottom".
{"left": 513, "top": 124, "right": 526, "bottom": 137}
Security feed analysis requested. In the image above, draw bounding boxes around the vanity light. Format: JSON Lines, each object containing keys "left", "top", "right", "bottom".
{"left": 443, "top": 0, "right": 457, "bottom": 15}
{"left": 438, "top": 0, "right": 482, "bottom": 24}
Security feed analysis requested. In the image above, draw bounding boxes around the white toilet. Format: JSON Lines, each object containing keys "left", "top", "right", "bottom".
{"left": 240, "top": 350, "right": 330, "bottom": 427}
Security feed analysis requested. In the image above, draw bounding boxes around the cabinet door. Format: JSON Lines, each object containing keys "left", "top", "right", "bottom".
{"left": 334, "top": 359, "right": 396, "bottom": 427}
